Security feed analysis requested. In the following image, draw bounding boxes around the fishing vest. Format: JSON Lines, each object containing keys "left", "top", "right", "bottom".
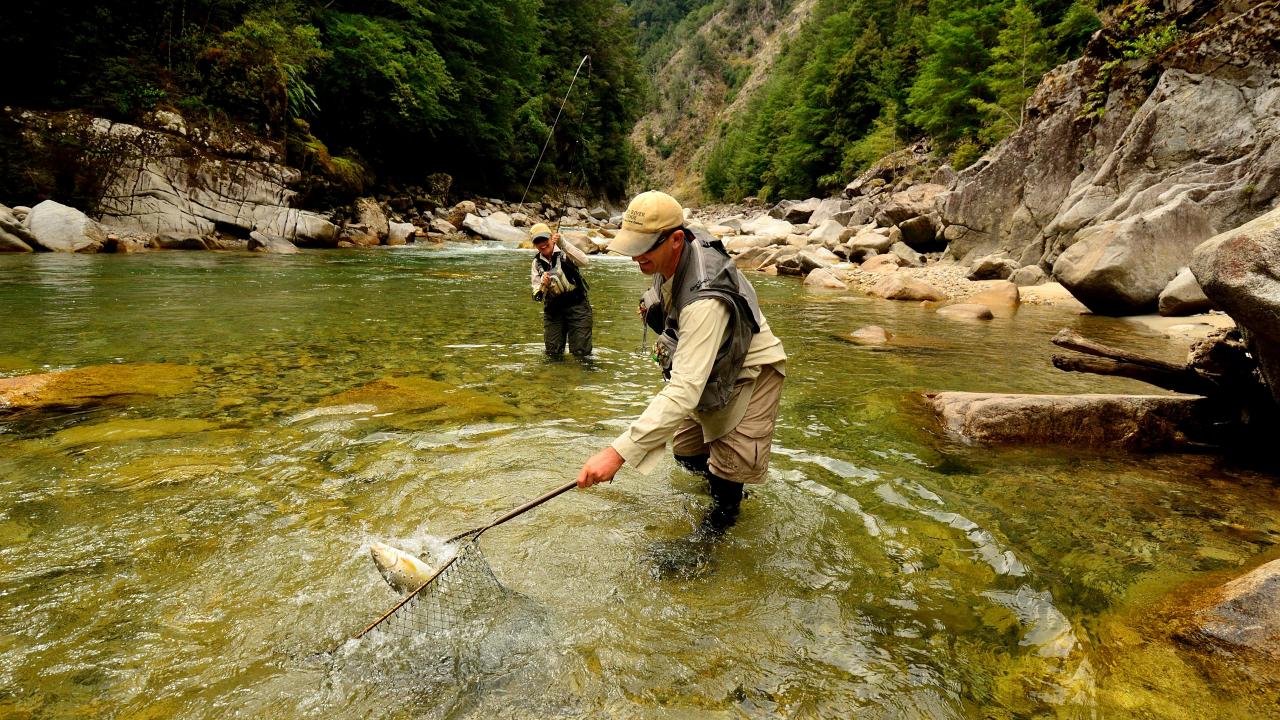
{"left": 534, "top": 250, "right": 587, "bottom": 309}
{"left": 642, "top": 228, "right": 764, "bottom": 412}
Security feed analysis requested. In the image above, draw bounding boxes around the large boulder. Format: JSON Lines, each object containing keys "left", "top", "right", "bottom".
{"left": 724, "top": 234, "right": 774, "bottom": 253}
{"left": 25, "top": 200, "right": 107, "bottom": 252}
{"left": 968, "top": 255, "right": 1020, "bottom": 281}
{"left": 808, "top": 219, "right": 849, "bottom": 247}
{"left": 770, "top": 198, "right": 819, "bottom": 223}
{"left": 897, "top": 214, "right": 939, "bottom": 249}
{"left": 1191, "top": 205, "right": 1280, "bottom": 405}
{"left": 846, "top": 225, "right": 894, "bottom": 254}
{"left": 1053, "top": 197, "right": 1216, "bottom": 315}
{"left": 874, "top": 184, "right": 947, "bottom": 226}
{"left": 804, "top": 267, "right": 847, "bottom": 289}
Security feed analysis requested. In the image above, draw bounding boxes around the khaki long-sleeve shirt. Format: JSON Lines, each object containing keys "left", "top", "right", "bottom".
{"left": 611, "top": 288, "right": 786, "bottom": 475}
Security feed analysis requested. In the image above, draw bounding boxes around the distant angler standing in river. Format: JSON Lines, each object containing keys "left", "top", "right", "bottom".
{"left": 529, "top": 222, "right": 593, "bottom": 360}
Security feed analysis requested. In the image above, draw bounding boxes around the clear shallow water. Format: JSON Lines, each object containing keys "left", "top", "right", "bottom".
{"left": 0, "top": 246, "right": 1277, "bottom": 718}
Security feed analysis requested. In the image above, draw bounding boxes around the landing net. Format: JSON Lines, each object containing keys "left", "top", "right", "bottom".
{"left": 358, "top": 539, "right": 510, "bottom": 643}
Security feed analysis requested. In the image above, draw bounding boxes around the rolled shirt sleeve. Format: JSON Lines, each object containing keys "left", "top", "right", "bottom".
{"left": 530, "top": 257, "right": 544, "bottom": 300}
{"left": 558, "top": 237, "right": 589, "bottom": 267}
{"left": 611, "top": 298, "right": 729, "bottom": 474}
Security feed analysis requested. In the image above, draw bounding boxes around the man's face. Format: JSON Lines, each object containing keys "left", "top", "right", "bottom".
{"left": 534, "top": 237, "right": 554, "bottom": 258}
{"left": 632, "top": 229, "right": 682, "bottom": 276}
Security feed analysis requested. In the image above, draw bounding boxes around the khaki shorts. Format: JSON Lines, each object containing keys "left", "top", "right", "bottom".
{"left": 672, "top": 365, "right": 784, "bottom": 484}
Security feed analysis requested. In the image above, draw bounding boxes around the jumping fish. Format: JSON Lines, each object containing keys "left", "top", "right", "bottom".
{"left": 369, "top": 542, "right": 436, "bottom": 594}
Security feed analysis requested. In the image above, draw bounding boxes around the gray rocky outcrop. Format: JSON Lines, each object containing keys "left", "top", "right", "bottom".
{"left": 1052, "top": 196, "right": 1216, "bottom": 315}
{"left": 40, "top": 114, "right": 344, "bottom": 246}
{"left": 940, "top": 2, "right": 1280, "bottom": 278}
{"left": 26, "top": 200, "right": 107, "bottom": 252}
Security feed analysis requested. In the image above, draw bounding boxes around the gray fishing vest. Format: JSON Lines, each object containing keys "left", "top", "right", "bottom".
{"left": 643, "top": 228, "right": 765, "bottom": 412}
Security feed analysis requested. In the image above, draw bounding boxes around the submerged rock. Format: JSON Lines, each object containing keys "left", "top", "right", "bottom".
{"left": 1173, "top": 558, "right": 1280, "bottom": 661}
{"left": 322, "top": 376, "right": 520, "bottom": 422}
{"left": 0, "top": 363, "right": 199, "bottom": 413}
{"left": 928, "top": 392, "right": 1218, "bottom": 449}
{"left": 45, "top": 418, "right": 214, "bottom": 448}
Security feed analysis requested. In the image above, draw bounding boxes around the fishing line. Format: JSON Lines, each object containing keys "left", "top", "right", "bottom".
{"left": 519, "top": 55, "right": 592, "bottom": 211}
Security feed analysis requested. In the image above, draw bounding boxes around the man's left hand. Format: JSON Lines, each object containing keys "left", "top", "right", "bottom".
{"left": 577, "top": 447, "right": 624, "bottom": 488}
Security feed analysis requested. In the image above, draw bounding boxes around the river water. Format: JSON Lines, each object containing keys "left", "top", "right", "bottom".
{"left": 1, "top": 245, "right": 1277, "bottom": 718}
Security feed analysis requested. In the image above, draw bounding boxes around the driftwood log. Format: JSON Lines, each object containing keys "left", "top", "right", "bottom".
{"left": 1050, "top": 329, "right": 1222, "bottom": 397}
{"left": 1051, "top": 327, "right": 1278, "bottom": 441}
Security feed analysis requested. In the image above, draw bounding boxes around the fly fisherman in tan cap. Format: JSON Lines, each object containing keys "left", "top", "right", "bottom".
{"left": 576, "top": 191, "right": 786, "bottom": 537}
{"left": 529, "top": 222, "right": 593, "bottom": 359}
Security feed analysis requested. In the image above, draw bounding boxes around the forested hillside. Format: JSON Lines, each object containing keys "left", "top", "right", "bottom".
{"left": 633, "top": 0, "right": 1127, "bottom": 202}
{"left": 0, "top": 1, "right": 641, "bottom": 200}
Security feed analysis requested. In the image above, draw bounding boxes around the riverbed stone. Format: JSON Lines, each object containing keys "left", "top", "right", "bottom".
{"left": 808, "top": 198, "right": 853, "bottom": 227}
{"left": 870, "top": 275, "right": 947, "bottom": 302}
{"left": 969, "top": 255, "right": 1020, "bottom": 281}
{"left": 25, "top": 200, "right": 107, "bottom": 252}
{"left": 0, "top": 363, "right": 199, "bottom": 413}
{"left": 1173, "top": 558, "right": 1280, "bottom": 661}
{"left": 804, "top": 267, "right": 847, "bottom": 290}
{"left": 461, "top": 213, "right": 526, "bottom": 243}
{"left": 861, "top": 254, "right": 902, "bottom": 274}
{"left": 741, "top": 215, "right": 794, "bottom": 241}
{"left": 847, "top": 325, "right": 893, "bottom": 345}
{"left": 1158, "top": 267, "right": 1212, "bottom": 316}
{"left": 936, "top": 303, "right": 994, "bottom": 321}
{"left": 929, "top": 392, "right": 1216, "bottom": 449}
{"left": 323, "top": 376, "right": 521, "bottom": 422}
{"left": 248, "top": 232, "right": 300, "bottom": 254}
{"left": 388, "top": 222, "right": 415, "bottom": 246}
{"left": 1009, "top": 265, "right": 1048, "bottom": 286}
{"left": 847, "top": 225, "right": 894, "bottom": 254}
{"left": 966, "top": 281, "right": 1021, "bottom": 317}
{"left": 46, "top": 418, "right": 215, "bottom": 449}
{"left": 890, "top": 242, "right": 923, "bottom": 268}
{"left": 725, "top": 234, "right": 773, "bottom": 252}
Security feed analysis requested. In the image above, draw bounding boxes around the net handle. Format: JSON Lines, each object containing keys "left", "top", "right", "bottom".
{"left": 446, "top": 479, "right": 579, "bottom": 544}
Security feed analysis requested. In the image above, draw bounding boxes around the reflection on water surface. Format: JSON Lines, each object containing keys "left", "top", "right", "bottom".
{"left": 1, "top": 246, "right": 1277, "bottom": 718}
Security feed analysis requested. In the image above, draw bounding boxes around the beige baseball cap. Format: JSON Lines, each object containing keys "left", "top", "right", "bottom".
{"left": 609, "top": 190, "right": 684, "bottom": 256}
{"left": 529, "top": 222, "right": 552, "bottom": 242}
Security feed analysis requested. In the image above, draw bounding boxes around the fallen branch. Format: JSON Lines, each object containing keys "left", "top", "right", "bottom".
{"left": 1051, "top": 354, "right": 1220, "bottom": 396}
{"left": 1051, "top": 329, "right": 1189, "bottom": 373}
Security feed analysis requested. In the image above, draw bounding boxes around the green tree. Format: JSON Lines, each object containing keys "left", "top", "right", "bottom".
{"left": 905, "top": 1, "right": 1008, "bottom": 144}
{"left": 972, "top": 0, "right": 1052, "bottom": 145}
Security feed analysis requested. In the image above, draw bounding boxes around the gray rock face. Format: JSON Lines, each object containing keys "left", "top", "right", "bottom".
{"left": 1158, "top": 267, "right": 1212, "bottom": 316}
{"left": 67, "top": 116, "right": 342, "bottom": 246}
{"left": 1191, "top": 205, "right": 1280, "bottom": 405}
{"left": 1174, "top": 558, "right": 1280, "bottom": 660}
{"left": 1053, "top": 197, "right": 1216, "bottom": 315}
{"left": 26, "top": 200, "right": 107, "bottom": 252}
{"left": 940, "top": 2, "right": 1280, "bottom": 272}
{"left": 930, "top": 392, "right": 1215, "bottom": 449}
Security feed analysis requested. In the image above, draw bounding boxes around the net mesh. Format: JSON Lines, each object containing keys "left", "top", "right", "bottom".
{"left": 362, "top": 539, "right": 510, "bottom": 643}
